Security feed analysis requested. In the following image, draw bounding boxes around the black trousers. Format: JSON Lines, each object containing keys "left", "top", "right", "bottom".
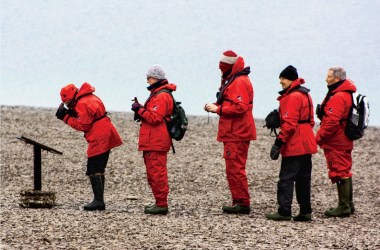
{"left": 86, "top": 151, "right": 110, "bottom": 176}
{"left": 277, "top": 154, "right": 312, "bottom": 216}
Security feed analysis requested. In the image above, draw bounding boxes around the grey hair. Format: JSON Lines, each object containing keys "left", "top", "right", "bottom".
{"left": 328, "top": 67, "right": 346, "bottom": 80}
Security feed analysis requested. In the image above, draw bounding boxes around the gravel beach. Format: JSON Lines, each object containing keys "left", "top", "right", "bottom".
{"left": 1, "top": 106, "right": 379, "bottom": 249}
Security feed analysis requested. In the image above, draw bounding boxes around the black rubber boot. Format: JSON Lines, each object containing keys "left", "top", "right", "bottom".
{"left": 84, "top": 175, "right": 105, "bottom": 211}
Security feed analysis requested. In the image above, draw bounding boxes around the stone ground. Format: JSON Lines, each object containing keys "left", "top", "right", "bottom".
{"left": 1, "top": 106, "right": 379, "bottom": 249}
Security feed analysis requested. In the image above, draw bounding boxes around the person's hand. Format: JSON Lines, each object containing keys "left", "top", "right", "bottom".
{"left": 204, "top": 103, "right": 218, "bottom": 113}
{"left": 131, "top": 102, "right": 141, "bottom": 112}
{"left": 55, "top": 103, "right": 68, "bottom": 120}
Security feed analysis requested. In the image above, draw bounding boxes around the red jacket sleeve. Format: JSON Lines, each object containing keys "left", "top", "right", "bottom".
{"left": 64, "top": 101, "right": 93, "bottom": 132}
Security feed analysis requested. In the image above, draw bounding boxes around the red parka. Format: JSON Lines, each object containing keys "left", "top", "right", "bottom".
{"left": 316, "top": 79, "right": 357, "bottom": 150}
{"left": 215, "top": 57, "right": 256, "bottom": 142}
{"left": 277, "top": 78, "right": 318, "bottom": 157}
{"left": 136, "top": 82, "right": 175, "bottom": 151}
{"left": 63, "top": 83, "right": 123, "bottom": 157}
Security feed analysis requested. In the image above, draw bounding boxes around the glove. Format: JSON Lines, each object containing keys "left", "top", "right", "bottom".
{"left": 67, "top": 108, "right": 77, "bottom": 118}
{"left": 316, "top": 104, "right": 322, "bottom": 120}
{"left": 131, "top": 102, "right": 141, "bottom": 112}
{"left": 55, "top": 103, "right": 68, "bottom": 120}
{"left": 270, "top": 145, "right": 281, "bottom": 160}
{"left": 270, "top": 138, "right": 284, "bottom": 160}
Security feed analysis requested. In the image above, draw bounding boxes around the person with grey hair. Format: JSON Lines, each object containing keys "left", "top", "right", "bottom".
{"left": 316, "top": 67, "right": 357, "bottom": 217}
{"left": 131, "top": 64, "right": 177, "bottom": 215}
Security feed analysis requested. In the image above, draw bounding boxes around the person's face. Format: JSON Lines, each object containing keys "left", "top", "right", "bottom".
{"left": 147, "top": 77, "right": 158, "bottom": 85}
{"left": 279, "top": 77, "right": 293, "bottom": 90}
{"left": 326, "top": 70, "right": 340, "bottom": 86}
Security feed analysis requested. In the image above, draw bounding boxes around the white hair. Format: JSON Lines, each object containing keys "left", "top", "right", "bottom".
{"left": 329, "top": 67, "right": 346, "bottom": 80}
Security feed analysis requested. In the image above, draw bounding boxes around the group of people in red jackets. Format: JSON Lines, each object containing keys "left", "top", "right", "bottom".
{"left": 56, "top": 50, "right": 357, "bottom": 220}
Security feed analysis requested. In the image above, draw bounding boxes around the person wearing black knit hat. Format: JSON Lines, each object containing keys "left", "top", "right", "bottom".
{"left": 279, "top": 65, "right": 298, "bottom": 81}
{"left": 266, "top": 65, "right": 318, "bottom": 221}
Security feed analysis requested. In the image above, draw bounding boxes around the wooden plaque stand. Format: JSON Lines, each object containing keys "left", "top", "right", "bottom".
{"left": 16, "top": 135, "right": 63, "bottom": 208}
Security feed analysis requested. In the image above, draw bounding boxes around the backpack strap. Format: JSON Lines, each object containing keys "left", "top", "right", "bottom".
{"left": 288, "top": 86, "right": 312, "bottom": 124}
{"left": 149, "top": 88, "right": 176, "bottom": 154}
{"left": 217, "top": 67, "right": 250, "bottom": 104}
{"left": 298, "top": 94, "right": 312, "bottom": 124}
{"left": 319, "top": 90, "right": 353, "bottom": 122}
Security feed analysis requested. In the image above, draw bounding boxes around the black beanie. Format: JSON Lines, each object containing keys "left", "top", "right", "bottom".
{"left": 279, "top": 65, "right": 298, "bottom": 81}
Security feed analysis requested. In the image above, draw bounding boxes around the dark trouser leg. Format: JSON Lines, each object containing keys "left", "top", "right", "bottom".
{"left": 295, "top": 154, "right": 312, "bottom": 215}
{"left": 277, "top": 156, "right": 298, "bottom": 216}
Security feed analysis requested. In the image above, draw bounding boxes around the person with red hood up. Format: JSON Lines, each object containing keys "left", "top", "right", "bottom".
{"left": 131, "top": 65, "right": 176, "bottom": 215}
{"left": 55, "top": 82, "right": 123, "bottom": 211}
{"left": 204, "top": 50, "right": 256, "bottom": 214}
{"left": 316, "top": 67, "right": 357, "bottom": 217}
{"left": 265, "top": 65, "right": 317, "bottom": 221}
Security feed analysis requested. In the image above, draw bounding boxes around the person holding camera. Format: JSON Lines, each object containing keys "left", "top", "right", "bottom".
{"left": 56, "top": 82, "right": 123, "bottom": 211}
{"left": 131, "top": 65, "right": 176, "bottom": 215}
{"left": 204, "top": 50, "right": 256, "bottom": 214}
{"left": 266, "top": 65, "right": 317, "bottom": 221}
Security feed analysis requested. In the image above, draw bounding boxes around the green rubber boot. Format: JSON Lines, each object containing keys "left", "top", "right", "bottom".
{"left": 324, "top": 179, "right": 351, "bottom": 217}
{"left": 222, "top": 204, "right": 251, "bottom": 214}
{"left": 293, "top": 213, "right": 312, "bottom": 221}
{"left": 348, "top": 177, "right": 355, "bottom": 214}
{"left": 144, "top": 204, "right": 168, "bottom": 215}
{"left": 265, "top": 212, "right": 291, "bottom": 221}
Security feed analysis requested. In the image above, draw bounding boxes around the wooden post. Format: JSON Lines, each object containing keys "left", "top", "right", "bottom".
{"left": 33, "top": 145, "right": 42, "bottom": 190}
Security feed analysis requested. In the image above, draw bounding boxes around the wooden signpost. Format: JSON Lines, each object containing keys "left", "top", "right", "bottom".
{"left": 16, "top": 135, "right": 63, "bottom": 208}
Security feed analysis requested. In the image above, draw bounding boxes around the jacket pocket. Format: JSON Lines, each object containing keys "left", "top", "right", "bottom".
{"left": 139, "top": 131, "right": 150, "bottom": 146}
{"left": 143, "top": 151, "right": 157, "bottom": 160}
{"left": 219, "top": 118, "right": 232, "bottom": 135}
{"left": 223, "top": 143, "right": 237, "bottom": 159}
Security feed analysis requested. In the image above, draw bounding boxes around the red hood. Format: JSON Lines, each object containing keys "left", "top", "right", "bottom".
{"left": 288, "top": 78, "right": 305, "bottom": 91}
{"left": 76, "top": 82, "right": 95, "bottom": 99}
{"left": 228, "top": 56, "right": 245, "bottom": 77}
{"left": 152, "top": 83, "right": 177, "bottom": 93}
{"left": 331, "top": 79, "right": 357, "bottom": 93}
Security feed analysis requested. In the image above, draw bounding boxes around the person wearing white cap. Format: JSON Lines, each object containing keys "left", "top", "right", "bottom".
{"left": 204, "top": 50, "right": 256, "bottom": 214}
{"left": 131, "top": 64, "right": 177, "bottom": 215}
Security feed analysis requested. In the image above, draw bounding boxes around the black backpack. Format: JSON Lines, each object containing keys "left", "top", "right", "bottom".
{"left": 344, "top": 92, "right": 370, "bottom": 140}
{"left": 263, "top": 109, "right": 281, "bottom": 137}
{"left": 156, "top": 89, "right": 188, "bottom": 142}
{"left": 317, "top": 91, "right": 370, "bottom": 140}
